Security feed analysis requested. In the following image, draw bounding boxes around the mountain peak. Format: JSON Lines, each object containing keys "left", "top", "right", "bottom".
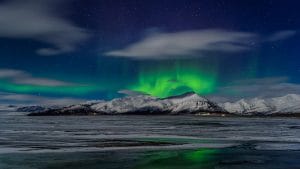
{"left": 27, "top": 92, "right": 224, "bottom": 116}
{"left": 25, "top": 93, "right": 300, "bottom": 116}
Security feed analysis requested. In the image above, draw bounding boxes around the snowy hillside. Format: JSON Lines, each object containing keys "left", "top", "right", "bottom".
{"left": 220, "top": 94, "right": 300, "bottom": 115}
{"left": 27, "top": 93, "right": 225, "bottom": 116}
{"left": 25, "top": 93, "right": 300, "bottom": 116}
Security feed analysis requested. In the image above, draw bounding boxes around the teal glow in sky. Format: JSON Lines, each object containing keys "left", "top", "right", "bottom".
{"left": 0, "top": 0, "right": 299, "bottom": 104}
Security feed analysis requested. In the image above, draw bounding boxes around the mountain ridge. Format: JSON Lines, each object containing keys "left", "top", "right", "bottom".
{"left": 23, "top": 93, "right": 300, "bottom": 116}
{"left": 220, "top": 94, "right": 300, "bottom": 115}
{"left": 27, "top": 93, "right": 226, "bottom": 116}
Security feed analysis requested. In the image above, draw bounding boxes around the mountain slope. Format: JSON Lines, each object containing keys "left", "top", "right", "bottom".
{"left": 25, "top": 93, "right": 300, "bottom": 116}
{"left": 219, "top": 94, "right": 300, "bottom": 115}
{"left": 27, "top": 93, "right": 225, "bottom": 116}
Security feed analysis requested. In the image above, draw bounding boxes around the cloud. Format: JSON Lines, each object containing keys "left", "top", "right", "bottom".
{"left": 267, "top": 30, "right": 297, "bottom": 41}
{"left": 105, "top": 29, "right": 296, "bottom": 59}
{"left": 105, "top": 29, "right": 257, "bottom": 59}
{"left": 0, "top": 92, "right": 83, "bottom": 106}
{"left": 210, "top": 77, "right": 300, "bottom": 102}
{"left": 229, "top": 77, "right": 289, "bottom": 85}
{"left": 0, "top": 0, "right": 89, "bottom": 55}
{"left": 0, "top": 69, "right": 74, "bottom": 86}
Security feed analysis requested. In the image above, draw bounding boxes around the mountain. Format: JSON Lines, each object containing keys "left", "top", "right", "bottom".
{"left": 0, "top": 104, "right": 17, "bottom": 112}
{"left": 27, "top": 93, "right": 226, "bottom": 116}
{"left": 17, "top": 105, "right": 53, "bottom": 113}
{"left": 25, "top": 93, "right": 300, "bottom": 116}
{"left": 219, "top": 94, "right": 300, "bottom": 115}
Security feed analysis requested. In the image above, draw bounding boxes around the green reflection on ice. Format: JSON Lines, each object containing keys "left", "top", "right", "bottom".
{"left": 134, "top": 149, "right": 217, "bottom": 169}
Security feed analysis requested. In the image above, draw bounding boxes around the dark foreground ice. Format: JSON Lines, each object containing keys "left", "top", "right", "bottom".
{"left": 0, "top": 113, "right": 300, "bottom": 169}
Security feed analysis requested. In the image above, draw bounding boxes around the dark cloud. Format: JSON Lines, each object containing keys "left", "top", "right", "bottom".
{"left": 0, "top": 92, "right": 83, "bottom": 106}
{"left": 0, "top": 69, "right": 74, "bottom": 86}
{"left": 267, "top": 30, "right": 297, "bottom": 41}
{"left": 0, "top": 0, "right": 89, "bottom": 55}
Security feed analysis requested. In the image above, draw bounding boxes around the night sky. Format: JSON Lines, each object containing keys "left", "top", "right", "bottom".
{"left": 0, "top": 0, "right": 299, "bottom": 105}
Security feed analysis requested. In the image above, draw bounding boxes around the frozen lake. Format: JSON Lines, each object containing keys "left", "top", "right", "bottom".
{"left": 0, "top": 113, "right": 300, "bottom": 169}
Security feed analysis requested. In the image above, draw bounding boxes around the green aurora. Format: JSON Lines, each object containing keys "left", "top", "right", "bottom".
{"left": 0, "top": 62, "right": 219, "bottom": 99}
{"left": 129, "top": 63, "right": 217, "bottom": 98}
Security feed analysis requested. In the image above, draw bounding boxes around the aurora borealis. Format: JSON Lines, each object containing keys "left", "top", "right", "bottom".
{"left": 0, "top": 0, "right": 299, "bottom": 105}
{"left": 130, "top": 63, "right": 217, "bottom": 98}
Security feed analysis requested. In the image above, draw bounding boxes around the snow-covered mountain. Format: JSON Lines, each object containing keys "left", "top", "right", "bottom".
{"left": 219, "top": 94, "right": 300, "bottom": 115}
{"left": 16, "top": 105, "right": 53, "bottom": 113}
{"left": 27, "top": 93, "right": 225, "bottom": 116}
{"left": 25, "top": 93, "right": 300, "bottom": 116}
